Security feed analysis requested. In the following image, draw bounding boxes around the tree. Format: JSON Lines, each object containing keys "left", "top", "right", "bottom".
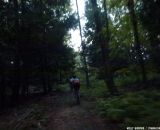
{"left": 89, "top": 0, "right": 118, "bottom": 95}
{"left": 0, "top": 0, "right": 77, "bottom": 107}
{"left": 127, "top": 0, "right": 147, "bottom": 82}
{"left": 75, "top": 0, "right": 90, "bottom": 88}
{"left": 139, "top": 0, "right": 160, "bottom": 72}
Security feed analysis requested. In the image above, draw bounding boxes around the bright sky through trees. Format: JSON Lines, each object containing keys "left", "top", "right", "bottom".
{"left": 70, "top": 0, "right": 85, "bottom": 51}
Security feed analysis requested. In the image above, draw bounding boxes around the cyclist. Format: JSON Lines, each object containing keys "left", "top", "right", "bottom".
{"left": 72, "top": 76, "right": 80, "bottom": 104}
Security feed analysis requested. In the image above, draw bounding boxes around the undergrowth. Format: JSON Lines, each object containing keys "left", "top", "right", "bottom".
{"left": 97, "top": 90, "right": 160, "bottom": 127}
{"left": 80, "top": 78, "right": 160, "bottom": 128}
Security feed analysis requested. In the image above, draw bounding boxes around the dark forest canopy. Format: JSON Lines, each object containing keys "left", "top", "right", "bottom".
{"left": 84, "top": 0, "right": 160, "bottom": 90}
{"left": 0, "top": 0, "right": 160, "bottom": 108}
{"left": 0, "top": 0, "right": 77, "bottom": 107}
{"left": 0, "top": 0, "right": 160, "bottom": 128}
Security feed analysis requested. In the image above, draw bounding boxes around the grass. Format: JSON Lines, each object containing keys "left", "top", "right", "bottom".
{"left": 79, "top": 74, "right": 160, "bottom": 128}
{"left": 54, "top": 70, "right": 160, "bottom": 128}
{"left": 80, "top": 80, "right": 107, "bottom": 100}
{"left": 54, "top": 83, "right": 70, "bottom": 92}
{"left": 97, "top": 90, "right": 160, "bottom": 127}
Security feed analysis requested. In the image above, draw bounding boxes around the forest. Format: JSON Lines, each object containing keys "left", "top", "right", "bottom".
{"left": 0, "top": 0, "right": 160, "bottom": 129}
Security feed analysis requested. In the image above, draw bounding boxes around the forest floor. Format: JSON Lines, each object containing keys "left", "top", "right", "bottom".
{"left": 0, "top": 91, "right": 119, "bottom": 130}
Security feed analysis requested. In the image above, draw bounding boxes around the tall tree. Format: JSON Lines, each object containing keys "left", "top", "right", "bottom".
{"left": 127, "top": 0, "right": 147, "bottom": 82}
{"left": 12, "top": 0, "right": 21, "bottom": 103}
{"left": 75, "top": 0, "right": 90, "bottom": 88}
{"left": 90, "top": 0, "right": 118, "bottom": 95}
{"left": 0, "top": 0, "right": 77, "bottom": 107}
{"left": 139, "top": 0, "right": 160, "bottom": 72}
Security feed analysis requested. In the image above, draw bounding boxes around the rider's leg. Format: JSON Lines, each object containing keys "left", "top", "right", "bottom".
{"left": 75, "top": 88, "right": 80, "bottom": 104}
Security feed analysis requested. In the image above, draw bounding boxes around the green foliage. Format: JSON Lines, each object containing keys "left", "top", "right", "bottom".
{"left": 97, "top": 90, "right": 160, "bottom": 126}
{"left": 0, "top": 0, "right": 77, "bottom": 103}
{"left": 114, "top": 65, "right": 140, "bottom": 86}
{"left": 80, "top": 79, "right": 107, "bottom": 99}
{"left": 55, "top": 84, "right": 70, "bottom": 92}
{"left": 84, "top": 0, "right": 160, "bottom": 88}
{"left": 114, "top": 64, "right": 160, "bottom": 87}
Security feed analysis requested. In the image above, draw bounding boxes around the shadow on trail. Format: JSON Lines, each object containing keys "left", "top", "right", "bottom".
{"left": 0, "top": 91, "right": 120, "bottom": 130}
{"left": 46, "top": 91, "right": 119, "bottom": 130}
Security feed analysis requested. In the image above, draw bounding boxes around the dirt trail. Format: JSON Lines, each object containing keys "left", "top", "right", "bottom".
{"left": 0, "top": 92, "right": 118, "bottom": 130}
{"left": 46, "top": 92, "right": 109, "bottom": 130}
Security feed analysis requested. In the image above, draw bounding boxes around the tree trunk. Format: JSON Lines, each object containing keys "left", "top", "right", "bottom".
{"left": 0, "top": 59, "right": 6, "bottom": 109}
{"left": 127, "top": 0, "right": 147, "bottom": 82}
{"left": 41, "top": 54, "right": 48, "bottom": 94}
{"left": 20, "top": 0, "right": 30, "bottom": 97}
{"left": 12, "top": 56, "right": 21, "bottom": 103}
{"left": 0, "top": 76, "right": 6, "bottom": 109}
{"left": 12, "top": 0, "right": 21, "bottom": 104}
{"left": 103, "top": 0, "right": 118, "bottom": 94}
{"left": 90, "top": 0, "right": 118, "bottom": 95}
{"left": 75, "top": 0, "right": 90, "bottom": 88}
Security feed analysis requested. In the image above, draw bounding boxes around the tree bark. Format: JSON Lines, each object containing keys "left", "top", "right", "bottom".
{"left": 75, "top": 0, "right": 90, "bottom": 88}
{"left": 90, "top": 0, "right": 118, "bottom": 95}
{"left": 0, "top": 58, "right": 6, "bottom": 109}
{"left": 12, "top": 0, "right": 21, "bottom": 103}
{"left": 128, "top": 0, "right": 147, "bottom": 82}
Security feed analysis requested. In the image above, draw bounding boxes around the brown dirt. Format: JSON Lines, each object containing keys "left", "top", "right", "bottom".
{"left": 0, "top": 92, "right": 119, "bottom": 130}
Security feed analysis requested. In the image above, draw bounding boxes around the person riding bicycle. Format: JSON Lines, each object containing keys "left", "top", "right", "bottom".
{"left": 72, "top": 75, "right": 80, "bottom": 104}
{"left": 69, "top": 76, "right": 74, "bottom": 92}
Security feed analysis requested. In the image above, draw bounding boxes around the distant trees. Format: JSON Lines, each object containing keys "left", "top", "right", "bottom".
{"left": 84, "top": 0, "right": 160, "bottom": 94}
{"left": 0, "top": 0, "right": 160, "bottom": 108}
{"left": 75, "top": 0, "right": 90, "bottom": 88}
{"left": 86, "top": 0, "right": 118, "bottom": 95}
{"left": 139, "top": 0, "right": 160, "bottom": 72}
{"left": 0, "top": 0, "right": 76, "bottom": 107}
{"left": 127, "top": 0, "right": 146, "bottom": 82}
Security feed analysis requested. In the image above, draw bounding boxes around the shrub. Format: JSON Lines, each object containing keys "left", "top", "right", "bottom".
{"left": 97, "top": 90, "right": 160, "bottom": 126}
